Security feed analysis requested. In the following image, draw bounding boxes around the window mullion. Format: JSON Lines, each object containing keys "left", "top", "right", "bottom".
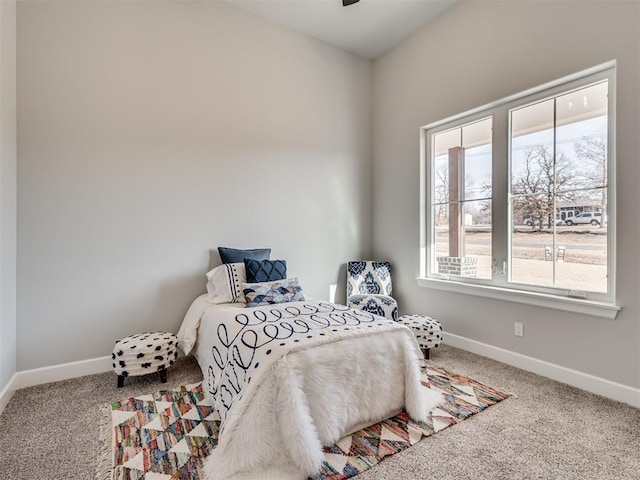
{"left": 552, "top": 96, "right": 558, "bottom": 288}
{"left": 492, "top": 108, "right": 509, "bottom": 286}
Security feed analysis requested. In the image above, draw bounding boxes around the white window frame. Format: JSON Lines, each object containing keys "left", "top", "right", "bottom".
{"left": 418, "top": 62, "right": 619, "bottom": 319}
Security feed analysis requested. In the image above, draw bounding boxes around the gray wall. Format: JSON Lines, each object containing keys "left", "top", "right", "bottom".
{"left": 372, "top": 1, "right": 640, "bottom": 388}
{"left": 0, "top": 0, "right": 17, "bottom": 392}
{"left": 17, "top": 1, "right": 372, "bottom": 370}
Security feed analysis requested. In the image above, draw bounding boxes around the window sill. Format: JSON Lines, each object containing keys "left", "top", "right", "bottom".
{"left": 416, "top": 277, "right": 620, "bottom": 319}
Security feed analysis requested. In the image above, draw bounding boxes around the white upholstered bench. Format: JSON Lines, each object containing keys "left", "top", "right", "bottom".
{"left": 397, "top": 314, "right": 443, "bottom": 359}
{"left": 112, "top": 331, "right": 179, "bottom": 387}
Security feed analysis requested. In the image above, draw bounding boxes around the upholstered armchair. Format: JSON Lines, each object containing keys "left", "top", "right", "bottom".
{"left": 346, "top": 261, "right": 399, "bottom": 321}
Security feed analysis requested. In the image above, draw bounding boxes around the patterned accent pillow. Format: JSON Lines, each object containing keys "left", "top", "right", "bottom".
{"left": 218, "top": 247, "right": 271, "bottom": 264}
{"left": 244, "top": 259, "right": 287, "bottom": 283}
{"left": 206, "top": 263, "right": 246, "bottom": 304}
{"left": 242, "top": 278, "right": 305, "bottom": 307}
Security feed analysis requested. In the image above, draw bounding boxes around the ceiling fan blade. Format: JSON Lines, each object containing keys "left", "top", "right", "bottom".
{"left": 343, "top": 0, "right": 360, "bottom": 6}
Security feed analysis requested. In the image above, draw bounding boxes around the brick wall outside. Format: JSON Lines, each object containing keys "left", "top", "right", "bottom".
{"left": 437, "top": 256, "right": 478, "bottom": 278}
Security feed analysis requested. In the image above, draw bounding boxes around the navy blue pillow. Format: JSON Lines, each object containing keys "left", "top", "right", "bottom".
{"left": 218, "top": 247, "right": 271, "bottom": 264}
{"left": 244, "top": 259, "right": 287, "bottom": 283}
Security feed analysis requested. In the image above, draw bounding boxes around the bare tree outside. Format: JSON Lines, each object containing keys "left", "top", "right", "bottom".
{"left": 512, "top": 145, "right": 579, "bottom": 230}
{"left": 575, "top": 136, "right": 607, "bottom": 227}
{"left": 575, "top": 136, "right": 607, "bottom": 185}
{"left": 434, "top": 163, "right": 449, "bottom": 225}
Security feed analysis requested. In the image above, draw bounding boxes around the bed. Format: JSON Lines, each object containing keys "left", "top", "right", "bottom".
{"left": 177, "top": 293, "right": 442, "bottom": 480}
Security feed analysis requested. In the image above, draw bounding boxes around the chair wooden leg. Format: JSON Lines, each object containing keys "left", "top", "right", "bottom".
{"left": 424, "top": 348, "right": 430, "bottom": 360}
{"left": 160, "top": 368, "right": 167, "bottom": 384}
{"left": 117, "top": 375, "right": 124, "bottom": 388}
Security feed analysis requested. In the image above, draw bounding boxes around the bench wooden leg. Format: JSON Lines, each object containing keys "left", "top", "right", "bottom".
{"left": 117, "top": 375, "right": 124, "bottom": 388}
{"left": 160, "top": 368, "right": 167, "bottom": 384}
{"left": 424, "top": 348, "right": 430, "bottom": 360}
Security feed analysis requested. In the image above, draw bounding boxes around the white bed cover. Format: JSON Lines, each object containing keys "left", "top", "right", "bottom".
{"left": 177, "top": 295, "right": 442, "bottom": 480}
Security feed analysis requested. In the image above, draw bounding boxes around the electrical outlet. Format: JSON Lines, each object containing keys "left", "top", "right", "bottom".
{"left": 514, "top": 322, "right": 524, "bottom": 337}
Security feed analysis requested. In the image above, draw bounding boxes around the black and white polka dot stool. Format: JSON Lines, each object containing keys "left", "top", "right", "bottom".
{"left": 397, "top": 314, "right": 443, "bottom": 359}
{"left": 112, "top": 332, "right": 179, "bottom": 388}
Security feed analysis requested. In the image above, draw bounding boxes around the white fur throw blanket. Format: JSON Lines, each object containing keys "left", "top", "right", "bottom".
{"left": 177, "top": 299, "right": 443, "bottom": 480}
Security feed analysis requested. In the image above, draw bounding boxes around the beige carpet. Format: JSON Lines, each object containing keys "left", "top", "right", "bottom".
{"left": 1, "top": 344, "right": 639, "bottom": 479}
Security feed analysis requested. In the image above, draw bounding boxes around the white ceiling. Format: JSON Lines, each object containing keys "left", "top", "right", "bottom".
{"left": 225, "top": 0, "right": 458, "bottom": 59}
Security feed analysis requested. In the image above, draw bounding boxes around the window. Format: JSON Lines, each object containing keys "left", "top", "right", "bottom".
{"left": 432, "top": 117, "right": 493, "bottom": 280}
{"left": 420, "top": 64, "right": 617, "bottom": 315}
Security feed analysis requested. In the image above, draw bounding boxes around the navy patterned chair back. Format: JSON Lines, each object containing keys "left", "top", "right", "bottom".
{"left": 347, "top": 261, "right": 393, "bottom": 297}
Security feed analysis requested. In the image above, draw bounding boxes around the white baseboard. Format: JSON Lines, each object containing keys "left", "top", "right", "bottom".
{"left": 11, "top": 355, "right": 113, "bottom": 391}
{"left": 0, "top": 355, "right": 112, "bottom": 415}
{"left": 444, "top": 332, "right": 640, "bottom": 408}
{"left": 0, "top": 373, "right": 17, "bottom": 414}
{"left": 2, "top": 338, "right": 638, "bottom": 414}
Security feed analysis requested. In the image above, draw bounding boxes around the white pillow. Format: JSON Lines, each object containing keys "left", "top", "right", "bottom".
{"left": 206, "top": 262, "right": 246, "bottom": 304}
{"left": 176, "top": 294, "right": 210, "bottom": 356}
